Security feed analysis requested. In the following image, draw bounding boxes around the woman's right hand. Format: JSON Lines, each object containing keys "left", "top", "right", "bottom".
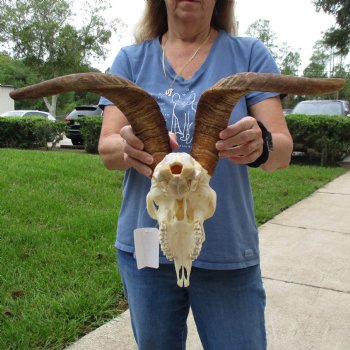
{"left": 120, "top": 126, "right": 179, "bottom": 178}
{"left": 120, "top": 125, "right": 154, "bottom": 177}
{"left": 99, "top": 105, "right": 179, "bottom": 176}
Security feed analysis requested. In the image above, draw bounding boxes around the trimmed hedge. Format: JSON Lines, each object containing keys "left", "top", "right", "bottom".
{"left": 2, "top": 114, "right": 349, "bottom": 167}
{"left": 0, "top": 116, "right": 66, "bottom": 149}
{"left": 286, "top": 114, "right": 350, "bottom": 166}
{"left": 79, "top": 116, "right": 103, "bottom": 153}
{"left": 78, "top": 115, "right": 350, "bottom": 167}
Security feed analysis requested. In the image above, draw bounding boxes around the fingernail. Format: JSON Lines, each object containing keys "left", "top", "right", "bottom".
{"left": 216, "top": 141, "right": 224, "bottom": 149}
{"left": 146, "top": 156, "right": 153, "bottom": 164}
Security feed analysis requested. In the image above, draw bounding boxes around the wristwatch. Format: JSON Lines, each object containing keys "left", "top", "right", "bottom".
{"left": 247, "top": 121, "right": 273, "bottom": 168}
{"left": 258, "top": 121, "right": 274, "bottom": 152}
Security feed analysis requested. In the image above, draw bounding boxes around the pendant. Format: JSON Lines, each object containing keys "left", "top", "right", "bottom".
{"left": 165, "top": 88, "right": 174, "bottom": 97}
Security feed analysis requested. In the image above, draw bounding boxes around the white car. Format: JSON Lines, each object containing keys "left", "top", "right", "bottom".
{"left": 291, "top": 100, "right": 350, "bottom": 117}
{"left": 0, "top": 110, "right": 56, "bottom": 121}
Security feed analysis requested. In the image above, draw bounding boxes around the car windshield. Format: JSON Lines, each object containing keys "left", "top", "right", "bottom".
{"left": 1, "top": 111, "right": 23, "bottom": 117}
{"left": 293, "top": 102, "right": 342, "bottom": 115}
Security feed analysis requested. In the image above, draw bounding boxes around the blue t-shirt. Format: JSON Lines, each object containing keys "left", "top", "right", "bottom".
{"left": 99, "top": 30, "right": 280, "bottom": 270}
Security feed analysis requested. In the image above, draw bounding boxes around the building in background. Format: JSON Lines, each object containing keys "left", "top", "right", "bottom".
{"left": 0, "top": 85, "right": 14, "bottom": 114}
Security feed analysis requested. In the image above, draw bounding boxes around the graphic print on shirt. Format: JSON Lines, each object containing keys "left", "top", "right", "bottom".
{"left": 153, "top": 89, "right": 198, "bottom": 151}
{"left": 170, "top": 92, "right": 196, "bottom": 145}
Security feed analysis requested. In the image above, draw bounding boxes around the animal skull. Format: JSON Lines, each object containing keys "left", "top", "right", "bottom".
{"left": 146, "top": 152, "right": 217, "bottom": 287}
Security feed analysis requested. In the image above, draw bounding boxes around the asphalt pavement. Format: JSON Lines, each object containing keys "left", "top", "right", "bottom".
{"left": 65, "top": 169, "right": 350, "bottom": 350}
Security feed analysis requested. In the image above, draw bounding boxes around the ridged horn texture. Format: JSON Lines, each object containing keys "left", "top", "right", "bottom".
{"left": 10, "top": 72, "right": 345, "bottom": 175}
{"left": 191, "top": 72, "right": 345, "bottom": 176}
{"left": 10, "top": 72, "right": 171, "bottom": 170}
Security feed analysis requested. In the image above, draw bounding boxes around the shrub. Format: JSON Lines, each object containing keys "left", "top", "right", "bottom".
{"left": 0, "top": 116, "right": 66, "bottom": 149}
{"left": 79, "top": 116, "right": 103, "bottom": 153}
{"left": 75, "top": 114, "right": 350, "bottom": 166}
{"left": 286, "top": 114, "right": 350, "bottom": 166}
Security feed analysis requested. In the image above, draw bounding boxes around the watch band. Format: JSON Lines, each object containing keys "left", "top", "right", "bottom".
{"left": 247, "top": 121, "right": 273, "bottom": 168}
{"left": 258, "top": 121, "right": 274, "bottom": 152}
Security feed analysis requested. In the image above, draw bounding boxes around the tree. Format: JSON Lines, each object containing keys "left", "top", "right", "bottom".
{"left": 0, "top": 52, "right": 38, "bottom": 88}
{"left": 313, "top": 0, "right": 350, "bottom": 55}
{"left": 276, "top": 43, "right": 302, "bottom": 108}
{"left": 245, "top": 19, "right": 279, "bottom": 59}
{"left": 0, "top": 53, "right": 102, "bottom": 113}
{"left": 278, "top": 43, "right": 302, "bottom": 76}
{"left": 245, "top": 20, "right": 302, "bottom": 74}
{"left": 0, "top": 52, "right": 45, "bottom": 110}
{"left": 303, "top": 40, "right": 330, "bottom": 78}
{"left": 332, "top": 63, "right": 350, "bottom": 100}
{"left": 0, "top": 0, "right": 124, "bottom": 115}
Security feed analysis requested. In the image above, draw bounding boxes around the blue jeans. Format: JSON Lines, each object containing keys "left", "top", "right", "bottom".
{"left": 117, "top": 250, "right": 266, "bottom": 350}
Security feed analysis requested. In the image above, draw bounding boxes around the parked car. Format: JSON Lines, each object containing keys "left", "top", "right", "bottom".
{"left": 0, "top": 110, "right": 56, "bottom": 121}
{"left": 283, "top": 108, "right": 293, "bottom": 115}
{"left": 291, "top": 100, "right": 350, "bottom": 117}
{"left": 65, "top": 105, "right": 103, "bottom": 145}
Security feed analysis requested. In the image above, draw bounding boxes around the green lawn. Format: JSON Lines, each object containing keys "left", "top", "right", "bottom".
{"left": 0, "top": 149, "right": 346, "bottom": 349}
{"left": 249, "top": 163, "right": 347, "bottom": 224}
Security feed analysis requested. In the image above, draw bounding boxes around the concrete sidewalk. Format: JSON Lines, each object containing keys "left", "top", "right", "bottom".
{"left": 67, "top": 171, "right": 350, "bottom": 350}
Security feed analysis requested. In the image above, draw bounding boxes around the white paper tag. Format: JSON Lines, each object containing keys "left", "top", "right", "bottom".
{"left": 133, "top": 228, "right": 160, "bottom": 269}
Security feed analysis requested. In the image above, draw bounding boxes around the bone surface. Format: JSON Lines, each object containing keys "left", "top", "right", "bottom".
{"left": 146, "top": 153, "right": 216, "bottom": 287}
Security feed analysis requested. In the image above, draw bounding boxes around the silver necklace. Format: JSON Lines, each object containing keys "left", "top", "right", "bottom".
{"left": 161, "top": 31, "right": 211, "bottom": 97}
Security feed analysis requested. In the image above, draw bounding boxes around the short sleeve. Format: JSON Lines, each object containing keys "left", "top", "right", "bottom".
{"left": 98, "top": 48, "right": 132, "bottom": 109}
{"left": 246, "top": 39, "right": 281, "bottom": 107}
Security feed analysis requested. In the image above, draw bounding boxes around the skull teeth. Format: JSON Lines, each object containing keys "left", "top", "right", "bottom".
{"left": 160, "top": 223, "right": 174, "bottom": 260}
{"left": 190, "top": 221, "right": 205, "bottom": 259}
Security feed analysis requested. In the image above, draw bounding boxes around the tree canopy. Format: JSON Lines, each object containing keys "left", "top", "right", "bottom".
{"left": 313, "top": 0, "right": 350, "bottom": 55}
{"left": 245, "top": 19, "right": 279, "bottom": 59}
{"left": 244, "top": 16, "right": 349, "bottom": 105}
{"left": 245, "top": 20, "right": 301, "bottom": 76}
{"left": 0, "top": 0, "right": 124, "bottom": 115}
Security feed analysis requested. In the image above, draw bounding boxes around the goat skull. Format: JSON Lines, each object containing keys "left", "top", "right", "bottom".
{"left": 146, "top": 152, "right": 216, "bottom": 287}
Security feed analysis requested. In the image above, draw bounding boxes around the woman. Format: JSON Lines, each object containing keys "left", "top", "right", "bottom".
{"left": 98, "top": 0, "right": 293, "bottom": 349}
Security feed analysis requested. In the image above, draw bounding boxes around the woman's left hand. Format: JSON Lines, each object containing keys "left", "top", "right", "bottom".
{"left": 215, "top": 116, "right": 263, "bottom": 165}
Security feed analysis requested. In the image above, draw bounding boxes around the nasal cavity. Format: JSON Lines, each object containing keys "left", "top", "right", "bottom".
{"left": 170, "top": 163, "right": 183, "bottom": 175}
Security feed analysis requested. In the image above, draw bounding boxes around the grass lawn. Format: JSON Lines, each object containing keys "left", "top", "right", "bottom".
{"left": 0, "top": 148, "right": 346, "bottom": 349}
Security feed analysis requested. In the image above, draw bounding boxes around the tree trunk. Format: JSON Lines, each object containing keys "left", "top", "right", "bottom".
{"left": 43, "top": 95, "right": 58, "bottom": 116}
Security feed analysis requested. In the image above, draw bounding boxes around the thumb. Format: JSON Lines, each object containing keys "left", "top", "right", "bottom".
{"left": 169, "top": 132, "right": 179, "bottom": 150}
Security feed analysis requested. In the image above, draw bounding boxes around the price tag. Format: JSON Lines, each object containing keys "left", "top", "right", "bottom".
{"left": 133, "top": 228, "right": 160, "bottom": 269}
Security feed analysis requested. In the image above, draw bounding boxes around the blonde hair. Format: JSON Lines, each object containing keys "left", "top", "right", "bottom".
{"left": 134, "top": 0, "right": 237, "bottom": 43}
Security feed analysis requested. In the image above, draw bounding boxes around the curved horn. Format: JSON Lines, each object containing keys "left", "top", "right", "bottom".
{"left": 190, "top": 72, "right": 345, "bottom": 176}
{"left": 10, "top": 72, "right": 171, "bottom": 169}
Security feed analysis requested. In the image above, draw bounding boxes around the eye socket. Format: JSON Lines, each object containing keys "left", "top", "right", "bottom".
{"left": 170, "top": 163, "right": 183, "bottom": 175}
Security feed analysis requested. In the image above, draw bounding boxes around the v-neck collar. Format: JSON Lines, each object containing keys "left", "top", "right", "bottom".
{"left": 156, "top": 30, "right": 224, "bottom": 84}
